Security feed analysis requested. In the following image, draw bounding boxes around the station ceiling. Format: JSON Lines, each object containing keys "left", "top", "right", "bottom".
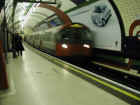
{"left": 3, "top": 0, "right": 77, "bottom": 34}
{"left": 1, "top": 0, "right": 140, "bottom": 36}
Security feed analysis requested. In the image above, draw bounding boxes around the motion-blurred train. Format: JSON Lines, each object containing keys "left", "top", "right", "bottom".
{"left": 24, "top": 23, "right": 93, "bottom": 61}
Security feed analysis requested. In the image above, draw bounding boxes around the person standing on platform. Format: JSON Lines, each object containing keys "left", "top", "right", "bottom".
{"left": 15, "top": 33, "right": 24, "bottom": 56}
{"left": 12, "top": 34, "right": 17, "bottom": 58}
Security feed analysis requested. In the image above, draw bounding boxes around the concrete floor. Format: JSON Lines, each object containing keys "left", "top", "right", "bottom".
{"left": 0, "top": 45, "right": 129, "bottom": 105}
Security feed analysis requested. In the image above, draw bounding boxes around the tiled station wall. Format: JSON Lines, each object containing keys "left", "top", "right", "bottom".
{"left": 114, "top": 0, "right": 140, "bottom": 36}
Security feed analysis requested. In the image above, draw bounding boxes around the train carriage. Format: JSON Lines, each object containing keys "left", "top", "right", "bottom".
{"left": 25, "top": 23, "right": 93, "bottom": 62}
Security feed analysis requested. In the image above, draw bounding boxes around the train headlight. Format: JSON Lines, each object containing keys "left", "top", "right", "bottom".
{"left": 83, "top": 44, "right": 90, "bottom": 48}
{"left": 62, "top": 44, "right": 68, "bottom": 48}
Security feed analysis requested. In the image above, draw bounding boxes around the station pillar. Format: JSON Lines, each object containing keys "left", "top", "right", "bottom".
{"left": 0, "top": 40, "right": 9, "bottom": 89}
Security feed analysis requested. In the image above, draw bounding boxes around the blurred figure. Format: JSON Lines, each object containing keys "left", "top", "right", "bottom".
{"left": 12, "top": 34, "right": 17, "bottom": 58}
{"left": 15, "top": 33, "right": 24, "bottom": 56}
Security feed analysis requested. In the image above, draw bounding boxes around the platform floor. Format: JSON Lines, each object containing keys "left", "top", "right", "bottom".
{"left": 0, "top": 45, "right": 129, "bottom": 105}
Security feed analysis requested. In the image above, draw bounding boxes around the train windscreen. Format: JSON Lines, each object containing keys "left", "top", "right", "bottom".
{"left": 57, "top": 27, "right": 92, "bottom": 44}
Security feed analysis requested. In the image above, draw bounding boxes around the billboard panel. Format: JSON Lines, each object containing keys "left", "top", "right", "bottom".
{"left": 68, "top": 0, "right": 122, "bottom": 51}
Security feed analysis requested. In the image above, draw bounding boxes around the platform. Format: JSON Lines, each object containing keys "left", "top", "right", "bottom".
{"left": 0, "top": 44, "right": 137, "bottom": 105}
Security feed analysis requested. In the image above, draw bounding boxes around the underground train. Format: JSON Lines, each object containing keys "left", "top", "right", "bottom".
{"left": 24, "top": 23, "right": 93, "bottom": 61}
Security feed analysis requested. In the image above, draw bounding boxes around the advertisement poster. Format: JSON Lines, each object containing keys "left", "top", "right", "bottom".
{"left": 67, "top": 0, "right": 122, "bottom": 51}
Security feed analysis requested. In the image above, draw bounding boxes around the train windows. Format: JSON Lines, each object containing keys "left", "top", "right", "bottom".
{"left": 57, "top": 26, "right": 92, "bottom": 44}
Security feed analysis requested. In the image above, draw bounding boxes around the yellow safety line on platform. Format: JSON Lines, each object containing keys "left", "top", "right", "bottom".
{"left": 53, "top": 59, "right": 140, "bottom": 101}
{"left": 25, "top": 43, "right": 140, "bottom": 101}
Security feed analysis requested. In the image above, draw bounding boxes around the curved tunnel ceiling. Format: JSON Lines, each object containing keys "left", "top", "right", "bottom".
{"left": 4, "top": 0, "right": 140, "bottom": 36}
{"left": 11, "top": 0, "right": 76, "bottom": 34}
{"left": 1, "top": 0, "right": 77, "bottom": 34}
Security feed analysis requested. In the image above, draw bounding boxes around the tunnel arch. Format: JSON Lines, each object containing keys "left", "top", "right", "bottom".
{"left": 38, "top": 3, "right": 72, "bottom": 27}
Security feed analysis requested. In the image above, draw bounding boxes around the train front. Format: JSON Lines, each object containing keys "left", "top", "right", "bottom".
{"left": 56, "top": 23, "right": 93, "bottom": 62}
